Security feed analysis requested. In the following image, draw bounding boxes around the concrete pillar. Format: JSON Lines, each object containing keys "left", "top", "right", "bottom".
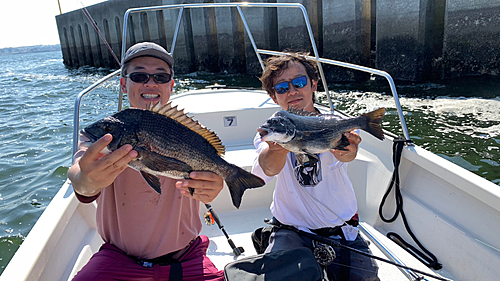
{"left": 156, "top": 10, "right": 168, "bottom": 51}
{"left": 181, "top": 0, "right": 220, "bottom": 73}
{"left": 376, "top": 0, "right": 427, "bottom": 81}
{"left": 322, "top": 0, "right": 372, "bottom": 81}
{"left": 69, "top": 26, "right": 78, "bottom": 67}
{"left": 102, "top": 19, "right": 112, "bottom": 67}
{"left": 83, "top": 23, "right": 95, "bottom": 66}
{"left": 165, "top": 0, "right": 197, "bottom": 74}
{"left": 56, "top": 21, "right": 72, "bottom": 67}
{"left": 214, "top": 0, "right": 246, "bottom": 74}
{"left": 92, "top": 28, "right": 104, "bottom": 68}
{"left": 277, "top": 0, "right": 309, "bottom": 53}
{"left": 159, "top": 8, "right": 175, "bottom": 53}
{"left": 443, "top": 0, "right": 500, "bottom": 78}
{"left": 307, "top": 0, "right": 323, "bottom": 57}
{"left": 237, "top": 0, "right": 279, "bottom": 75}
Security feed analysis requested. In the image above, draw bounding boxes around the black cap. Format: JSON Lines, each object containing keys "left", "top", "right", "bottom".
{"left": 122, "top": 42, "right": 174, "bottom": 68}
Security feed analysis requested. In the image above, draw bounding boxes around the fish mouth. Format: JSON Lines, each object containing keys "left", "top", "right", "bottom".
{"left": 257, "top": 127, "right": 269, "bottom": 138}
{"left": 80, "top": 129, "right": 98, "bottom": 142}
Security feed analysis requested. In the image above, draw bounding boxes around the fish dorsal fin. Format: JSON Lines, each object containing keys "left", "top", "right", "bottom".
{"left": 148, "top": 102, "right": 225, "bottom": 156}
{"left": 287, "top": 106, "right": 319, "bottom": 116}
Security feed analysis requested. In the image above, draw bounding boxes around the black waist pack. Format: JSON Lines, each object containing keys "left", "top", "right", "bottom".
{"left": 224, "top": 247, "right": 323, "bottom": 281}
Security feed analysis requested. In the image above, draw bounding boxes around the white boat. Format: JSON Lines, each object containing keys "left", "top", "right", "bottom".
{"left": 2, "top": 3, "right": 499, "bottom": 281}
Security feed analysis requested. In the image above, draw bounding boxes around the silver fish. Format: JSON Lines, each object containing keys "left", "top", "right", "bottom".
{"left": 81, "top": 102, "right": 265, "bottom": 208}
{"left": 257, "top": 108, "right": 386, "bottom": 165}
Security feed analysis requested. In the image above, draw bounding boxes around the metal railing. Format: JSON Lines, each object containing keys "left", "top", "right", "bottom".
{"left": 72, "top": 69, "right": 121, "bottom": 156}
{"left": 73, "top": 3, "right": 412, "bottom": 157}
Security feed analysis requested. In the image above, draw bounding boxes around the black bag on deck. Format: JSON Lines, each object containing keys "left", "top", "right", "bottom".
{"left": 251, "top": 226, "right": 274, "bottom": 254}
{"left": 224, "top": 247, "right": 323, "bottom": 281}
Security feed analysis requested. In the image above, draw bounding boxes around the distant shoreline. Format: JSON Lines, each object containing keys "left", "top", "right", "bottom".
{"left": 0, "top": 44, "right": 61, "bottom": 56}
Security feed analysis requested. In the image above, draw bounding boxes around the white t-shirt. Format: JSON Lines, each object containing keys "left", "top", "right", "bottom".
{"left": 252, "top": 133, "right": 358, "bottom": 234}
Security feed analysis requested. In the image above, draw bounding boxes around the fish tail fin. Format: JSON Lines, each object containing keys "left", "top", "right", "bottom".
{"left": 226, "top": 167, "right": 265, "bottom": 209}
{"left": 362, "top": 108, "right": 386, "bottom": 140}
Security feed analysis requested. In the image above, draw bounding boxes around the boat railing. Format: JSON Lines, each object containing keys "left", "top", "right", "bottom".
{"left": 72, "top": 3, "right": 412, "bottom": 157}
{"left": 120, "top": 3, "right": 411, "bottom": 141}
{"left": 72, "top": 69, "right": 121, "bottom": 156}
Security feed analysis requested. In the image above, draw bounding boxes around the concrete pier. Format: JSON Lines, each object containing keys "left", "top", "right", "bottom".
{"left": 55, "top": 0, "right": 500, "bottom": 82}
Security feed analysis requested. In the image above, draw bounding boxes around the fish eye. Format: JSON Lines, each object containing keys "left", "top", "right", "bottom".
{"left": 104, "top": 125, "right": 113, "bottom": 132}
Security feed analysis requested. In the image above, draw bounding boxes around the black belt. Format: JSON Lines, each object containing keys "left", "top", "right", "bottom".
{"left": 310, "top": 217, "right": 359, "bottom": 238}
{"left": 134, "top": 249, "right": 181, "bottom": 267}
{"left": 133, "top": 250, "right": 183, "bottom": 281}
{"left": 311, "top": 225, "right": 344, "bottom": 238}
{"left": 270, "top": 215, "right": 358, "bottom": 239}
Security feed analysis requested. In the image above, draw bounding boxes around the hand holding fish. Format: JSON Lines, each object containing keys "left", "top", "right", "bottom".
{"left": 258, "top": 141, "right": 290, "bottom": 177}
{"left": 175, "top": 171, "right": 224, "bottom": 204}
{"left": 68, "top": 134, "right": 138, "bottom": 197}
{"left": 331, "top": 131, "right": 362, "bottom": 162}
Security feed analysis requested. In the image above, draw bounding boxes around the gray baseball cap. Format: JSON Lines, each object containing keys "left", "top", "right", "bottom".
{"left": 122, "top": 42, "right": 174, "bottom": 68}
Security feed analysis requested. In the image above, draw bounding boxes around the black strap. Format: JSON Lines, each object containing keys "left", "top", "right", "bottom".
{"left": 311, "top": 224, "right": 344, "bottom": 238}
{"left": 169, "top": 262, "right": 183, "bottom": 281}
{"left": 310, "top": 214, "right": 359, "bottom": 238}
{"left": 378, "top": 138, "right": 442, "bottom": 270}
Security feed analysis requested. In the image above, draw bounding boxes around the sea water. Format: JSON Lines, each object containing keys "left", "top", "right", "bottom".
{"left": 0, "top": 50, "right": 498, "bottom": 274}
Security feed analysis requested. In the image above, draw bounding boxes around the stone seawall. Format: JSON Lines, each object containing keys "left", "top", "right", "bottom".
{"left": 55, "top": 0, "right": 500, "bottom": 82}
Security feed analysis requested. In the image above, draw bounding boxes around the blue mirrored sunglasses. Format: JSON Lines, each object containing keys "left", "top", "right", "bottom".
{"left": 273, "top": 75, "right": 308, "bottom": 95}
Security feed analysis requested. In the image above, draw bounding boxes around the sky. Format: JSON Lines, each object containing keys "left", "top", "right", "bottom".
{"left": 0, "top": 0, "right": 106, "bottom": 49}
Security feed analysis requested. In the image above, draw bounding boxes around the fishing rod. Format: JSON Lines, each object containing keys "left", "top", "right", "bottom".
{"left": 204, "top": 203, "right": 244, "bottom": 256}
{"left": 79, "top": 2, "right": 121, "bottom": 66}
{"left": 188, "top": 187, "right": 244, "bottom": 256}
{"left": 265, "top": 218, "right": 451, "bottom": 281}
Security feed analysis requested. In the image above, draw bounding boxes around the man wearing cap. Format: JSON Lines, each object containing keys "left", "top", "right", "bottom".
{"left": 69, "top": 42, "right": 225, "bottom": 280}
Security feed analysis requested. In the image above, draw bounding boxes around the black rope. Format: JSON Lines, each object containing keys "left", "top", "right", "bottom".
{"left": 378, "top": 138, "right": 442, "bottom": 270}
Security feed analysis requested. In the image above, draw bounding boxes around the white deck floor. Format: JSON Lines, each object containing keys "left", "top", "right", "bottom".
{"left": 201, "top": 207, "right": 451, "bottom": 281}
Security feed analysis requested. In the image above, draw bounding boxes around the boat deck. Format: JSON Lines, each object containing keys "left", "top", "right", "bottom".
{"left": 201, "top": 207, "right": 450, "bottom": 281}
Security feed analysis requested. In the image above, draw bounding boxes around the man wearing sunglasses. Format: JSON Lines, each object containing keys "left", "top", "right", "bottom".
{"left": 252, "top": 53, "right": 379, "bottom": 280}
{"left": 69, "top": 42, "right": 225, "bottom": 280}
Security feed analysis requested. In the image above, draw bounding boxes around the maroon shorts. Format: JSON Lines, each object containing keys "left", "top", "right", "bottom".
{"left": 72, "top": 235, "right": 224, "bottom": 281}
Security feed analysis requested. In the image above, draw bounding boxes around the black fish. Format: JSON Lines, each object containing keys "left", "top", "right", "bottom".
{"left": 81, "top": 102, "right": 265, "bottom": 208}
{"left": 258, "top": 107, "right": 385, "bottom": 164}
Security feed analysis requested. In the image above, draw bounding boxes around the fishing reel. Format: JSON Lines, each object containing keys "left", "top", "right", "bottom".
{"left": 313, "top": 240, "right": 336, "bottom": 266}
{"left": 204, "top": 211, "right": 215, "bottom": 225}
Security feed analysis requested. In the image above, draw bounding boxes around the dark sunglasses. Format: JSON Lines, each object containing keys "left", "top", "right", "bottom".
{"left": 125, "top": 72, "right": 172, "bottom": 84}
{"left": 273, "top": 75, "right": 308, "bottom": 95}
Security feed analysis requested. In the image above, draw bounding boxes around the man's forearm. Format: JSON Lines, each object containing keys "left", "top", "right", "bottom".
{"left": 258, "top": 147, "right": 288, "bottom": 177}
